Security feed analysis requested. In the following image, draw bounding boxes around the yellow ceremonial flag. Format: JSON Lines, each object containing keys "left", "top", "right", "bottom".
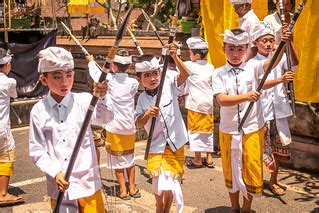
{"left": 201, "top": 0, "right": 268, "bottom": 68}
{"left": 294, "top": 0, "right": 319, "bottom": 103}
{"left": 68, "top": 0, "right": 106, "bottom": 14}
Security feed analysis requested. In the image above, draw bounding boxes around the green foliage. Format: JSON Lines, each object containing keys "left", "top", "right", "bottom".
{"left": 131, "top": 0, "right": 177, "bottom": 23}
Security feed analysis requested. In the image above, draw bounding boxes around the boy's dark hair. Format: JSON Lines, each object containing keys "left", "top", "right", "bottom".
{"left": 113, "top": 49, "right": 131, "bottom": 72}
{"left": 136, "top": 54, "right": 158, "bottom": 78}
{"left": 190, "top": 49, "right": 208, "bottom": 59}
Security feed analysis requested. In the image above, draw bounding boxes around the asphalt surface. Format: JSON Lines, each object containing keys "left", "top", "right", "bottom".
{"left": 0, "top": 127, "right": 317, "bottom": 212}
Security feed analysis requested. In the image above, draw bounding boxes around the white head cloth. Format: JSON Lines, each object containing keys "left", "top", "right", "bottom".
{"left": 38, "top": 47, "right": 74, "bottom": 73}
{"left": 186, "top": 37, "right": 208, "bottom": 50}
{"left": 0, "top": 55, "right": 12, "bottom": 65}
{"left": 251, "top": 23, "right": 275, "bottom": 41}
{"left": 135, "top": 57, "right": 161, "bottom": 73}
{"left": 0, "top": 49, "right": 12, "bottom": 65}
{"left": 113, "top": 55, "right": 132, "bottom": 65}
{"left": 222, "top": 29, "right": 250, "bottom": 45}
{"left": 230, "top": 0, "right": 252, "bottom": 5}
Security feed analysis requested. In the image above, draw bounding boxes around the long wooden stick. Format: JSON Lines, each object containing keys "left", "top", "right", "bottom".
{"left": 61, "top": 21, "right": 103, "bottom": 71}
{"left": 53, "top": 7, "right": 133, "bottom": 213}
{"left": 144, "top": 0, "right": 180, "bottom": 160}
{"left": 279, "top": 0, "right": 297, "bottom": 118}
{"left": 141, "top": 8, "right": 164, "bottom": 47}
{"left": 238, "top": 0, "right": 307, "bottom": 132}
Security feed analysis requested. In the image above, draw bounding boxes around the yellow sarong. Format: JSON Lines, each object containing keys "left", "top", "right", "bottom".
{"left": 187, "top": 110, "right": 214, "bottom": 134}
{"left": 219, "top": 129, "right": 264, "bottom": 195}
{"left": 106, "top": 132, "right": 135, "bottom": 156}
{"left": 147, "top": 146, "right": 184, "bottom": 181}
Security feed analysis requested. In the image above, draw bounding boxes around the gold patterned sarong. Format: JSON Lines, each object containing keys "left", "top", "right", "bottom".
{"left": 147, "top": 146, "right": 184, "bottom": 181}
{"left": 219, "top": 129, "right": 264, "bottom": 195}
{"left": 187, "top": 110, "right": 214, "bottom": 134}
{"left": 106, "top": 132, "right": 135, "bottom": 156}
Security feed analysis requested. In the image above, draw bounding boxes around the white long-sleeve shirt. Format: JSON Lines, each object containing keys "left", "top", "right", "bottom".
{"left": 29, "top": 92, "right": 113, "bottom": 200}
{"left": 0, "top": 72, "right": 17, "bottom": 152}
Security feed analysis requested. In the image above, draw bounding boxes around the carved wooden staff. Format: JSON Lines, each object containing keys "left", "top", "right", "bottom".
{"left": 279, "top": 0, "right": 297, "bottom": 117}
{"left": 53, "top": 7, "right": 133, "bottom": 213}
{"left": 238, "top": 0, "right": 307, "bottom": 131}
{"left": 61, "top": 21, "right": 104, "bottom": 71}
{"left": 141, "top": 9, "right": 165, "bottom": 47}
{"left": 144, "top": 0, "right": 180, "bottom": 160}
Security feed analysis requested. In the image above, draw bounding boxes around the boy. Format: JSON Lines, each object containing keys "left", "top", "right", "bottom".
{"left": 231, "top": 0, "right": 260, "bottom": 46}
{"left": 251, "top": 24, "right": 298, "bottom": 196}
{"left": 29, "top": 47, "right": 113, "bottom": 212}
{"left": 88, "top": 49, "right": 140, "bottom": 200}
{"left": 135, "top": 44, "right": 189, "bottom": 213}
{"left": 212, "top": 27, "right": 292, "bottom": 212}
{"left": 0, "top": 48, "right": 24, "bottom": 206}
{"left": 183, "top": 37, "right": 215, "bottom": 168}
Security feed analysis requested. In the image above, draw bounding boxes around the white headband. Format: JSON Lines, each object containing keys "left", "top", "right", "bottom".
{"left": 186, "top": 37, "right": 208, "bottom": 50}
{"left": 38, "top": 47, "right": 74, "bottom": 73}
{"left": 251, "top": 23, "right": 275, "bottom": 41}
{"left": 0, "top": 55, "right": 12, "bottom": 65}
{"left": 222, "top": 29, "right": 250, "bottom": 45}
{"left": 113, "top": 55, "right": 132, "bottom": 65}
{"left": 230, "top": 0, "right": 252, "bottom": 5}
{"left": 135, "top": 57, "right": 161, "bottom": 73}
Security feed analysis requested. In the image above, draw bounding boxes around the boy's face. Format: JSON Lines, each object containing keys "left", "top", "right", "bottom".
{"left": 40, "top": 70, "right": 74, "bottom": 101}
{"left": 2, "top": 62, "right": 11, "bottom": 75}
{"left": 139, "top": 69, "right": 161, "bottom": 90}
{"left": 223, "top": 43, "right": 248, "bottom": 66}
{"left": 254, "top": 35, "right": 275, "bottom": 56}
{"left": 233, "top": 4, "right": 247, "bottom": 17}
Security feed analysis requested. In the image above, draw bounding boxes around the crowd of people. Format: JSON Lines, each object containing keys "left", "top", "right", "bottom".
{"left": 0, "top": 0, "right": 299, "bottom": 212}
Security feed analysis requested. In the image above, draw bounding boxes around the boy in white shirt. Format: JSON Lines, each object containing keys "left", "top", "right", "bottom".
{"left": 183, "top": 37, "right": 215, "bottom": 168}
{"left": 29, "top": 47, "right": 112, "bottom": 212}
{"left": 0, "top": 48, "right": 24, "bottom": 206}
{"left": 88, "top": 49, "right": 140, "bottom": 200}
{"left": 251, "top": 23, "right": 298, "bottom": 196}
{"left": 212, "top": 27, "right": 292, "bottom": 212}
{"left": 135, "top": 43, "right": 189, "bottom": 213}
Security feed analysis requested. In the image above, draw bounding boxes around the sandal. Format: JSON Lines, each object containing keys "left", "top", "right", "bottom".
{"left": 202, "top": 159, "right": 215, "bottom": 168}
{"left": 185, "top": 159, "right": 204, "bottom": 169}
{"left": 270, "top": 183, "right": 285, "bottom": 196}
{"left": 0, "top": 194, "right": 25, "bottom": 207}
{"left": 116, "top": 192, "right": 131, "bottom": 200}
{"left": 129, "top": 188, "right": 141, "bottom": 198}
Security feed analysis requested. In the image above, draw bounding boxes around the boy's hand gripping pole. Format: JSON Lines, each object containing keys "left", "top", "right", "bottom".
{"left": 144, "top": 0, "right": 180, "bottom": 160}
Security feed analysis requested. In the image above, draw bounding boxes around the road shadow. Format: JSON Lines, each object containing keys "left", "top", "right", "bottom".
{"left": 204, "top": 206, "right": 230, "bottom": 213}
{"left": 8, "top": 186, "right": 26, "bottom": 196}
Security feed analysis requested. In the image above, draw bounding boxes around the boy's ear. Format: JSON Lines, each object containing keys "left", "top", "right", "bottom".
{"left": 39, "top": 74, "right": 48, "bottom": 86}
{"left": 253, "top": 41, "right": 257, "bottom": 46}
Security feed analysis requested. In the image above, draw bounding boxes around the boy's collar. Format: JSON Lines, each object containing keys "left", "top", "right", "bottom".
{"left": 47, "top": 91, "right": 72, "bottom": 107}
{"left": 145, "top": 87, "right": 158, "bottom": 97}
{"left": 225, "top": 61, "right": 246, "bottom": 71}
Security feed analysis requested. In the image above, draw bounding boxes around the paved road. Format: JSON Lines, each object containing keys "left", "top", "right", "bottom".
{"left": 0, "top": 127, "right": 318, "bottom": 212}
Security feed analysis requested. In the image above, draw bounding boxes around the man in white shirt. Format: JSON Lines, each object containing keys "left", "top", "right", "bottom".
{"left": 231, "top": 0, "right": 261, "bottom": 58}
{"left": 0, "top": 48, "right": 24, "bottom": 206}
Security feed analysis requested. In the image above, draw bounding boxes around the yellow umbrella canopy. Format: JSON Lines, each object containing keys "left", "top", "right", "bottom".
{"left": 68, "top": 0, "right": 106, "bottom": 14}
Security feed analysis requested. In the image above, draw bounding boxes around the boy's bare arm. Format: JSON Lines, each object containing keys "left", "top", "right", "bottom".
{"left": 287, "top": 41, "right": 299, "bottom": 66}
{"left": 168, "top": 43, "right": 190, "bottom": 86}
{"left": 135, "top": 107, "right": 159, "bottom": 128}
{"left": 216, "top": 91, "right": 261, "bottom": 107}
{"left": 263, "top": 71, "right": 294, "bottom": 90}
